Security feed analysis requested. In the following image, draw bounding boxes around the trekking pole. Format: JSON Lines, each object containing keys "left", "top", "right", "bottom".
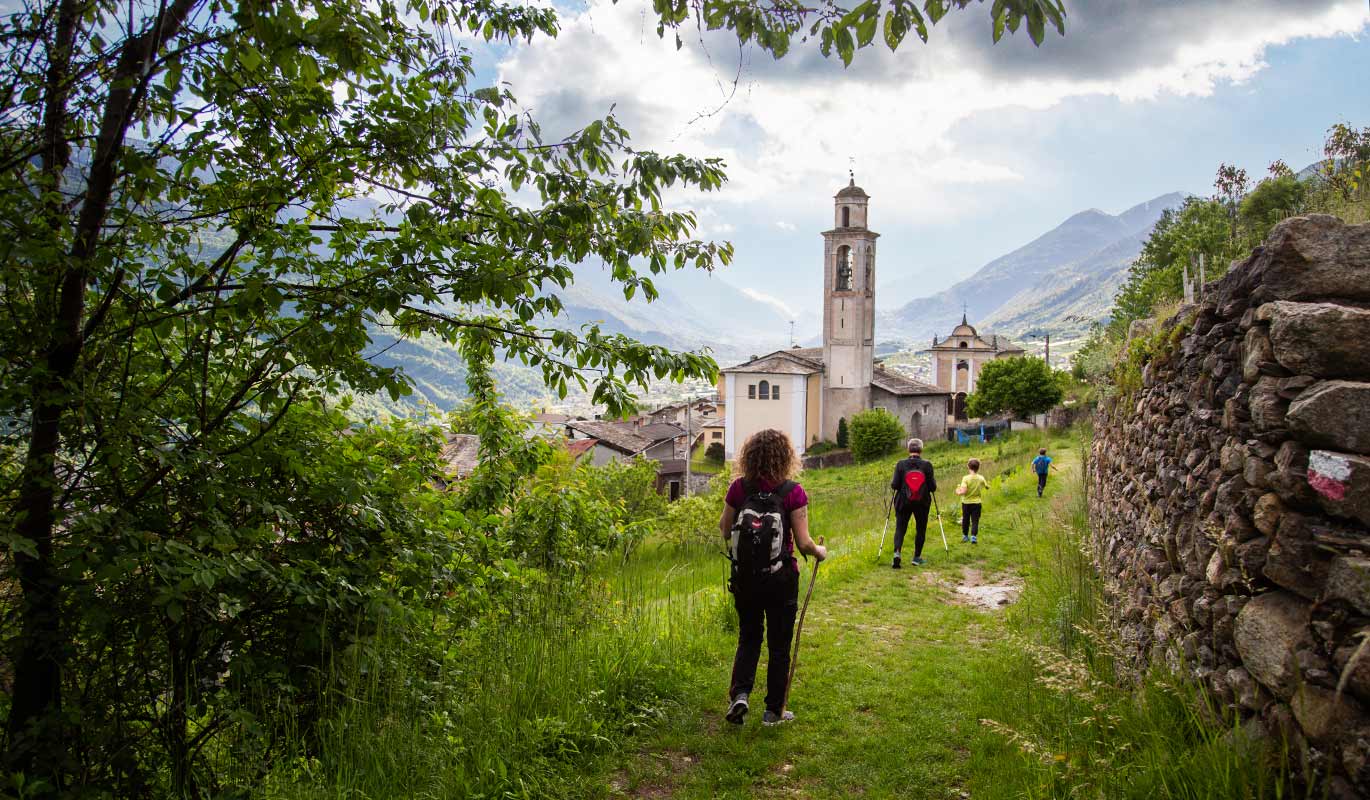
{"left": 937, "top": 490, "right": 948, "bottom": 553}
{"left": 784, "top": 536, "right": 824, "bottom": 714}
{"left": 876, "top": 493, "right": 893, "bottom": 561}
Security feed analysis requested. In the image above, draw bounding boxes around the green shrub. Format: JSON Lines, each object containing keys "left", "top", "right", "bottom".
{"left": 836, "top": 417, "right": 850, "bottom": 448}
{"left": 805, "top": 440, "right": 840, "bottom": 456}
{"left": 848, "top": 408, "right": 903, "bottom": 462}
{"left": 705, "top": 441, "right": 725, "bottom": 462}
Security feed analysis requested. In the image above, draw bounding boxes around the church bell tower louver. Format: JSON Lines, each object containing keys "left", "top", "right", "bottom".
{"left": 821, "top": 176, "right": 878, "bottom": 441}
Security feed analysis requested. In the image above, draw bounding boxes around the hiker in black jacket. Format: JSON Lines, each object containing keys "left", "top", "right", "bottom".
{"left": 889, "top": 438, "right": 936, "bottom": 568}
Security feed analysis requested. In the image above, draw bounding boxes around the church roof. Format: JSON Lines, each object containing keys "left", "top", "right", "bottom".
{"left": 835, "top": 177, "right": 868, "bottom": 199}
{"left": 871, "top": 366, "right": 949, "bottom": 397}
{"left": 722, "top": 348, "right": 823, "bottom": 375}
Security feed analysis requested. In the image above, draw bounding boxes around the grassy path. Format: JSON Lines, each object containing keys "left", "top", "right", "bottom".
{"left": 605, "top": 432, "right": 1081, "bottom": 799}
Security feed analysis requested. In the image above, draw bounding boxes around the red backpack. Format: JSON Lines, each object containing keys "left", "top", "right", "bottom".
{"left": 901, "top": 465, "right": 928, "bottom": 504}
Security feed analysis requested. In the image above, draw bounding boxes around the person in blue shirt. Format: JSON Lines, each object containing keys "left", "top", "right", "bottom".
{"left": 1031, "top": 448, "right": 1057, "bottom": 497}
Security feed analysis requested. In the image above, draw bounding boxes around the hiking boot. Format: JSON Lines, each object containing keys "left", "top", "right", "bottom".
{"left": 762, "top": 710, "right": 795, "bottom": 726}
{"left": 961, "top": 534, "right": 969, "bottom": 543}
{"left": 911, "top": 557, "right": 926, "bottom": 566}
{"left": 892, "top": 555, "right": 901, "bottom": 569}
{"left": 726, "top": 693, "right": 749, "bottom": 725}
{"left": 971, "top": 535, "right": 977, "bottom": 544}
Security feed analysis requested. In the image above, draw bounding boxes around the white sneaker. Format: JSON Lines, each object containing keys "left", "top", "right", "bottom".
{"left": 762, "top": 710, "right": 795, "bottom": 726}
{"left": 726, "top": 693, "right": 749, "bottom": 725}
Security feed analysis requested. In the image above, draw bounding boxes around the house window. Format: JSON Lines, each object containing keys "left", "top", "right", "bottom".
{"left": 758, "top": 380, "right": 770, "bottom": 400}
{"left": 772, "top": 384, "right": 780, "bottom": 401}
{"left": 748, "top": 384, "right": 756, "bottom": 399}
{"left": 712, "top": 431, "right": 722, "bottom": 440}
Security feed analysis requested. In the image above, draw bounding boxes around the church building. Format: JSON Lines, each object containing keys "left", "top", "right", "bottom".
{"left": 718, "top": 179, "right": 950, "bottom": 458}
{"left": 926, "top": 315, "right": 1025, "bottom": 420}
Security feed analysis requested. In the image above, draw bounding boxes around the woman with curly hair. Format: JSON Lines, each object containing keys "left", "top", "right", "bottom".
{"left": 720, "top": 428, "right": 826, "bottom": 726}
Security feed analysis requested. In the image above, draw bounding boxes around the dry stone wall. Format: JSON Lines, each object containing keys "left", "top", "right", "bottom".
{"left": 1090, "top": 215, "right": 1370, "bottom": 797}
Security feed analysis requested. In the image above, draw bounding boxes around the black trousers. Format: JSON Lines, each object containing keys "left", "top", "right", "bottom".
{"left": 893, "top": 501, "right": 931, "bottom": 558}
{"left": 729, "top": 567, "right": 799, "bottom": 714}
{"left": 962, "top": 502, "right": 982, "bottom": 537}
{"left": 1037, "top": 472, "right": 1048, "bottom": 495}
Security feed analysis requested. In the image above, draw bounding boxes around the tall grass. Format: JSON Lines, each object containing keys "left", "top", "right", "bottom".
{"left": 968, "top": 428, "right": 1286, "bottom": 800}
{"left": 258, "top": 564, "right": 722, "bottom": 799}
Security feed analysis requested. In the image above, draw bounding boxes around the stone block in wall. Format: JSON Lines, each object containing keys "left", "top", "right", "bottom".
{"left": 1326, "top": 557, "right": 1370, "bottom": 616}
{"left": 1224, "top": 215, "right": 1370, "bottom": 306}
{"left": 1234, "top": 536, "right": 1270, "bottom": 584}
{"left": 1264, "top": 301, "right": 1370, "bottom": 380}
{"left": 1292, "top": 684, "right": 1363, "bottom": 745}
{"left": 1288, "top": 381, "right": 1370, "bottom": 455}
{"left": 1242, "top": 325, "right": 1285, "bottom": 382}
{"left": 1253, "top": 492, "right": 1284, "bottom": 535}
{"left": 1309, "top": 450, "right": 1370, "bottom": 528}
{"left": 1235, "top": 590, "right": 1313, "bottom": 699}
{"left": 1265, "top": 512, "right": 1332, "bottom": 600}
{"left": 1228, "top": 666, "right": 1266, "bottom": 711}
{"left": 1249, "top": 376, "right": 1290, "bottom": 436}
{"left": 1334, "top": 645, "right": 1370, "bottom": 705}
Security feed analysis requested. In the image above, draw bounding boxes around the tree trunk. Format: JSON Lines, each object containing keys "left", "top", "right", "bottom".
{"left": 5, "top": 0, "right": 202, "bottom": 783}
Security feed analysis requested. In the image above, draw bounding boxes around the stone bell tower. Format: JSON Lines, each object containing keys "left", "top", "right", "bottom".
{"left": 821, "top": 176, "right": 878, "bottom": 441}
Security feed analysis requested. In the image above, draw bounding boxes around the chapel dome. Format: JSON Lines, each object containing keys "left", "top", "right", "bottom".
{"left": 950, "top": 312, "right": 977, "bottom": 338}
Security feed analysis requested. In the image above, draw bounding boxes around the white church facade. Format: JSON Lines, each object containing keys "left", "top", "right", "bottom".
{"left": 718, "top": 179, "right": 951, "bottom": 458}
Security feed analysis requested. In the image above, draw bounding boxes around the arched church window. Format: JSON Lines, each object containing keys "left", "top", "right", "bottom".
{"left": 841, "top": 206, "right": 851, "bottom": 227}
{"left": 959, "top": 341, "right": 968, "bottom": 348}
{"left": 835, "top": 246, "right": 853, "bottom": 291}
{"left": 758, "top": 380, "right": 770, "bottom": 400}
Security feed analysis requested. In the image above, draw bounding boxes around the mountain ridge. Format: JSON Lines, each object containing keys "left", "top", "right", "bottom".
{"left": 879, "top": 191, "right": 1187, "bottom": 346}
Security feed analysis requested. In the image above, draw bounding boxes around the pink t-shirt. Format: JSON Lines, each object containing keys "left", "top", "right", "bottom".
{"left": 726, "top": 478, "right": 809, "bottom": 572}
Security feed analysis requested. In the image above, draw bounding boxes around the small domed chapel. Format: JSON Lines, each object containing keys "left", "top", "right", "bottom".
{"left": 718, "top": 179, "right": 955, "bottom": 458}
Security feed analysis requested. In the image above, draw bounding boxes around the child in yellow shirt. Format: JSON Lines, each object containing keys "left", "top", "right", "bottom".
{"left": 956, "top": 458, "right": 990, "bottom": 544}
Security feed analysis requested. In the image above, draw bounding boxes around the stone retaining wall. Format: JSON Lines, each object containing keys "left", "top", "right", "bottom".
{"left": 1090, "top": 215, "right": 1370, "bottom": 797}
{"left": 801, "top": 449, "right": 854, "bottom": 471}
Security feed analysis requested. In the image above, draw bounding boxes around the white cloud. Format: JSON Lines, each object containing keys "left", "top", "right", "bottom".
{"left": 739, "top": 287, "right": 798, "bottom": 319}
{"left": 496, "top": 0, "right": 1366, "bottom": 225}
{"left": 775, "top": 221, "right": 796, "bottom": 231}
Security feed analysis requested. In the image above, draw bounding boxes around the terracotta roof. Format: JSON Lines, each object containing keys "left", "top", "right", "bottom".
{"left": 566, "top": 420, "right": 655, "bottom": 455}
{"left": 564, "top": 438, "right": 597, "bottom": 459}
{"left": 871, "top": 367, "right": 948, "bottom": 397}
{"left": 533, "top": 412, "right": 572, "bottom": 424}
{"left": 438, "top": 434, "right": 481, "bottom": 478}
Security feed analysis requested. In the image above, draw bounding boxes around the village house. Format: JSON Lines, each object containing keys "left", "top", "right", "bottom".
{"left": 433, "top": 432, "right": 481, "bottom": 490}
{"left": 718, "top": 179, "right": 951, "bottom": 458}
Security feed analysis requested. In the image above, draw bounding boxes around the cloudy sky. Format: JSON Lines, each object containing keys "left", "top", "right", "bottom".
{"left": 481, "top": 0, "right": 1369, "bottom": 318}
